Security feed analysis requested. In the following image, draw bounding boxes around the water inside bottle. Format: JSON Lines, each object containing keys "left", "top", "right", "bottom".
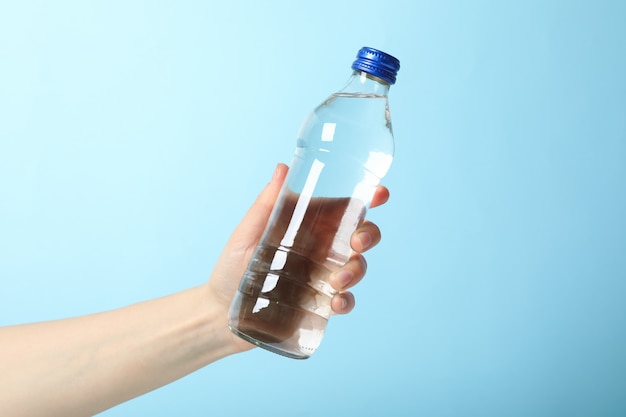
{"left": 229, "top": 91, "right": 394, "bottom": 359}
{"left": 229, "top": 192, "right": 366, "bottom": 359}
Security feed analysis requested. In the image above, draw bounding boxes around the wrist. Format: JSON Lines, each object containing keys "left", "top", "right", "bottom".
{"left": 199, "top": 283, "right": 256, "bottom": 357}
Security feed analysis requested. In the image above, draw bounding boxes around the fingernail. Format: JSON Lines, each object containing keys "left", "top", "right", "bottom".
{"left": 335, "top": 270, "right": 353, "bottom": 289}
{"left": 340, "top": 296, "right": 348, "bottom": 311}
{"left": 358, "top": 231, "right": 373, "bottom": 250}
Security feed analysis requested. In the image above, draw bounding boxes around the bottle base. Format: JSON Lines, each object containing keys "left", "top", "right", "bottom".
{"left": 229, "top": 325, "right": 311, "bottom": 360}
{"left": 228, "top": 279, "right": 329, "bottom": 360}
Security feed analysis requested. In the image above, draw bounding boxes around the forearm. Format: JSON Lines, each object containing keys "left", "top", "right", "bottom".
{"left": 0, "top": 284, "right": 239, "bottom": 417}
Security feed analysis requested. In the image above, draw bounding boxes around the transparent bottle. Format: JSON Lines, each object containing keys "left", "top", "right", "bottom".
{"left": 228, "top": 47, "right": 400, "bottom": 359}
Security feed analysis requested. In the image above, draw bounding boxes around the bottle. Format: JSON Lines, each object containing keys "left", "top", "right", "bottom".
{"left": 228, "top": 47, "right": 400, "bottom": 359}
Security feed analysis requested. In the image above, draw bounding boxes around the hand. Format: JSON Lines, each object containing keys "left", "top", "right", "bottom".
{"left": 206, "top": 163, "right": 390, "bottom": 353}
{"left": 0, "top": 162, "right": 390, "bottom": 416}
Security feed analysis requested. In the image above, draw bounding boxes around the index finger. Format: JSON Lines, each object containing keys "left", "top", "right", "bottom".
{"left": 370, "top": 185, "right": 390, "bottom": 209}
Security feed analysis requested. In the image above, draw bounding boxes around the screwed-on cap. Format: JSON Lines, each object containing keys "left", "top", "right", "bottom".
{"left": 351, "top": 47, "right": 400, "bottom": 85}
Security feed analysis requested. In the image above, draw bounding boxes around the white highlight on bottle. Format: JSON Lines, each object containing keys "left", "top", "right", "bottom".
{"left": 364, "top": 150, "right": 394, "bottom": 179}
{"left": 280, "top": 158, "right": 325, "bottom": 248}
{"left": 261, "top": 273, "right": 280, "bottom": 293}
{"left": 270, "top": 249, "right": 287, "bottom": 270}
{"left": 321, "top": 122, "right": 336, "bottom": 142}
{"left": 252, "top": 297, "right": 270, "bottom": 313}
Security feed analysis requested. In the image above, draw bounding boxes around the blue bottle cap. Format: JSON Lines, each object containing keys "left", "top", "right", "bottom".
{"left": 351, "top": 47, "right": 400, "bottom": 85}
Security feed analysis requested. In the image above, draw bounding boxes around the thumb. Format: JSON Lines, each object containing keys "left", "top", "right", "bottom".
{"left": 229, "top": 163, "right": 288, "bottom": 247}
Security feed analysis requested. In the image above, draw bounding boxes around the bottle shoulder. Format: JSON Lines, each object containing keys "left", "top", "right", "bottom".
{"left": 326, "top": 92, "right": 388, "bottom": 100}
{"left": 295, "top": 93, "right": 394, "bottom": 179}
{"left": 315, "top": 92, "right": 390, "bottom": 112}
{"left": 298, "top": 93, "right": 393, "bottom": 144}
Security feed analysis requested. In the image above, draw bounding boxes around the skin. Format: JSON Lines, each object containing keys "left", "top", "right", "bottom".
{"left": 0, "top": 163, "right": 390, "bottom": 417}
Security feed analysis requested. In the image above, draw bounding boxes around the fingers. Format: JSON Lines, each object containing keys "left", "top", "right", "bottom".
{"left": 330, "top": 253, "right": 367, "bottom": 292}
{"left": 329, "top": 253, "right": 367, "bottom": 315}
{"left": 370, "top": 185, "right": 390, "bottom": 209}
{"left": 331, "top": 291, "right": 356, "bottom": 314}
{"left": 353, "top": 183, "right": 387, "bottom": 252}
{"left": 350, "top": 220, "right": 381, "bottom": 253}
{"left": 329, "top": 215, "right": 384, "bottom": 315}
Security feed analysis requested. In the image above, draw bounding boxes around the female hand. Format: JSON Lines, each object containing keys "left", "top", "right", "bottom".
{"left": 206, "top": 163, "right": 390, "bottom": 353}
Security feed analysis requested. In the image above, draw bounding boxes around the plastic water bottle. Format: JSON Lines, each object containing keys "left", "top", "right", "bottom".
{"left": 228, "top": 47, "right": 400, "bottom": 359}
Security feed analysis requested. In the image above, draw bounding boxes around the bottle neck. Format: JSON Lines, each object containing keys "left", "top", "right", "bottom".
{"left": 339, "top": 70, "right": 391, "bottom": 96}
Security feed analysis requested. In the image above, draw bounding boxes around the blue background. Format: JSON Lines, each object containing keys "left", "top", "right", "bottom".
{"left": 1, "top": 1, "right": 625, "bottom": 416}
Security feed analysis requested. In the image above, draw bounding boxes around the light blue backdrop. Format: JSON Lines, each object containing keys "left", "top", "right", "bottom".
{"left": 1, "top": 1, "right": 625, "bottom": 416}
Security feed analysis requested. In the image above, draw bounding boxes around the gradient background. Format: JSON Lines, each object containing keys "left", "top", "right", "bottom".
{"left": 1, "top": 1, "right": 625, "bottom": 416}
